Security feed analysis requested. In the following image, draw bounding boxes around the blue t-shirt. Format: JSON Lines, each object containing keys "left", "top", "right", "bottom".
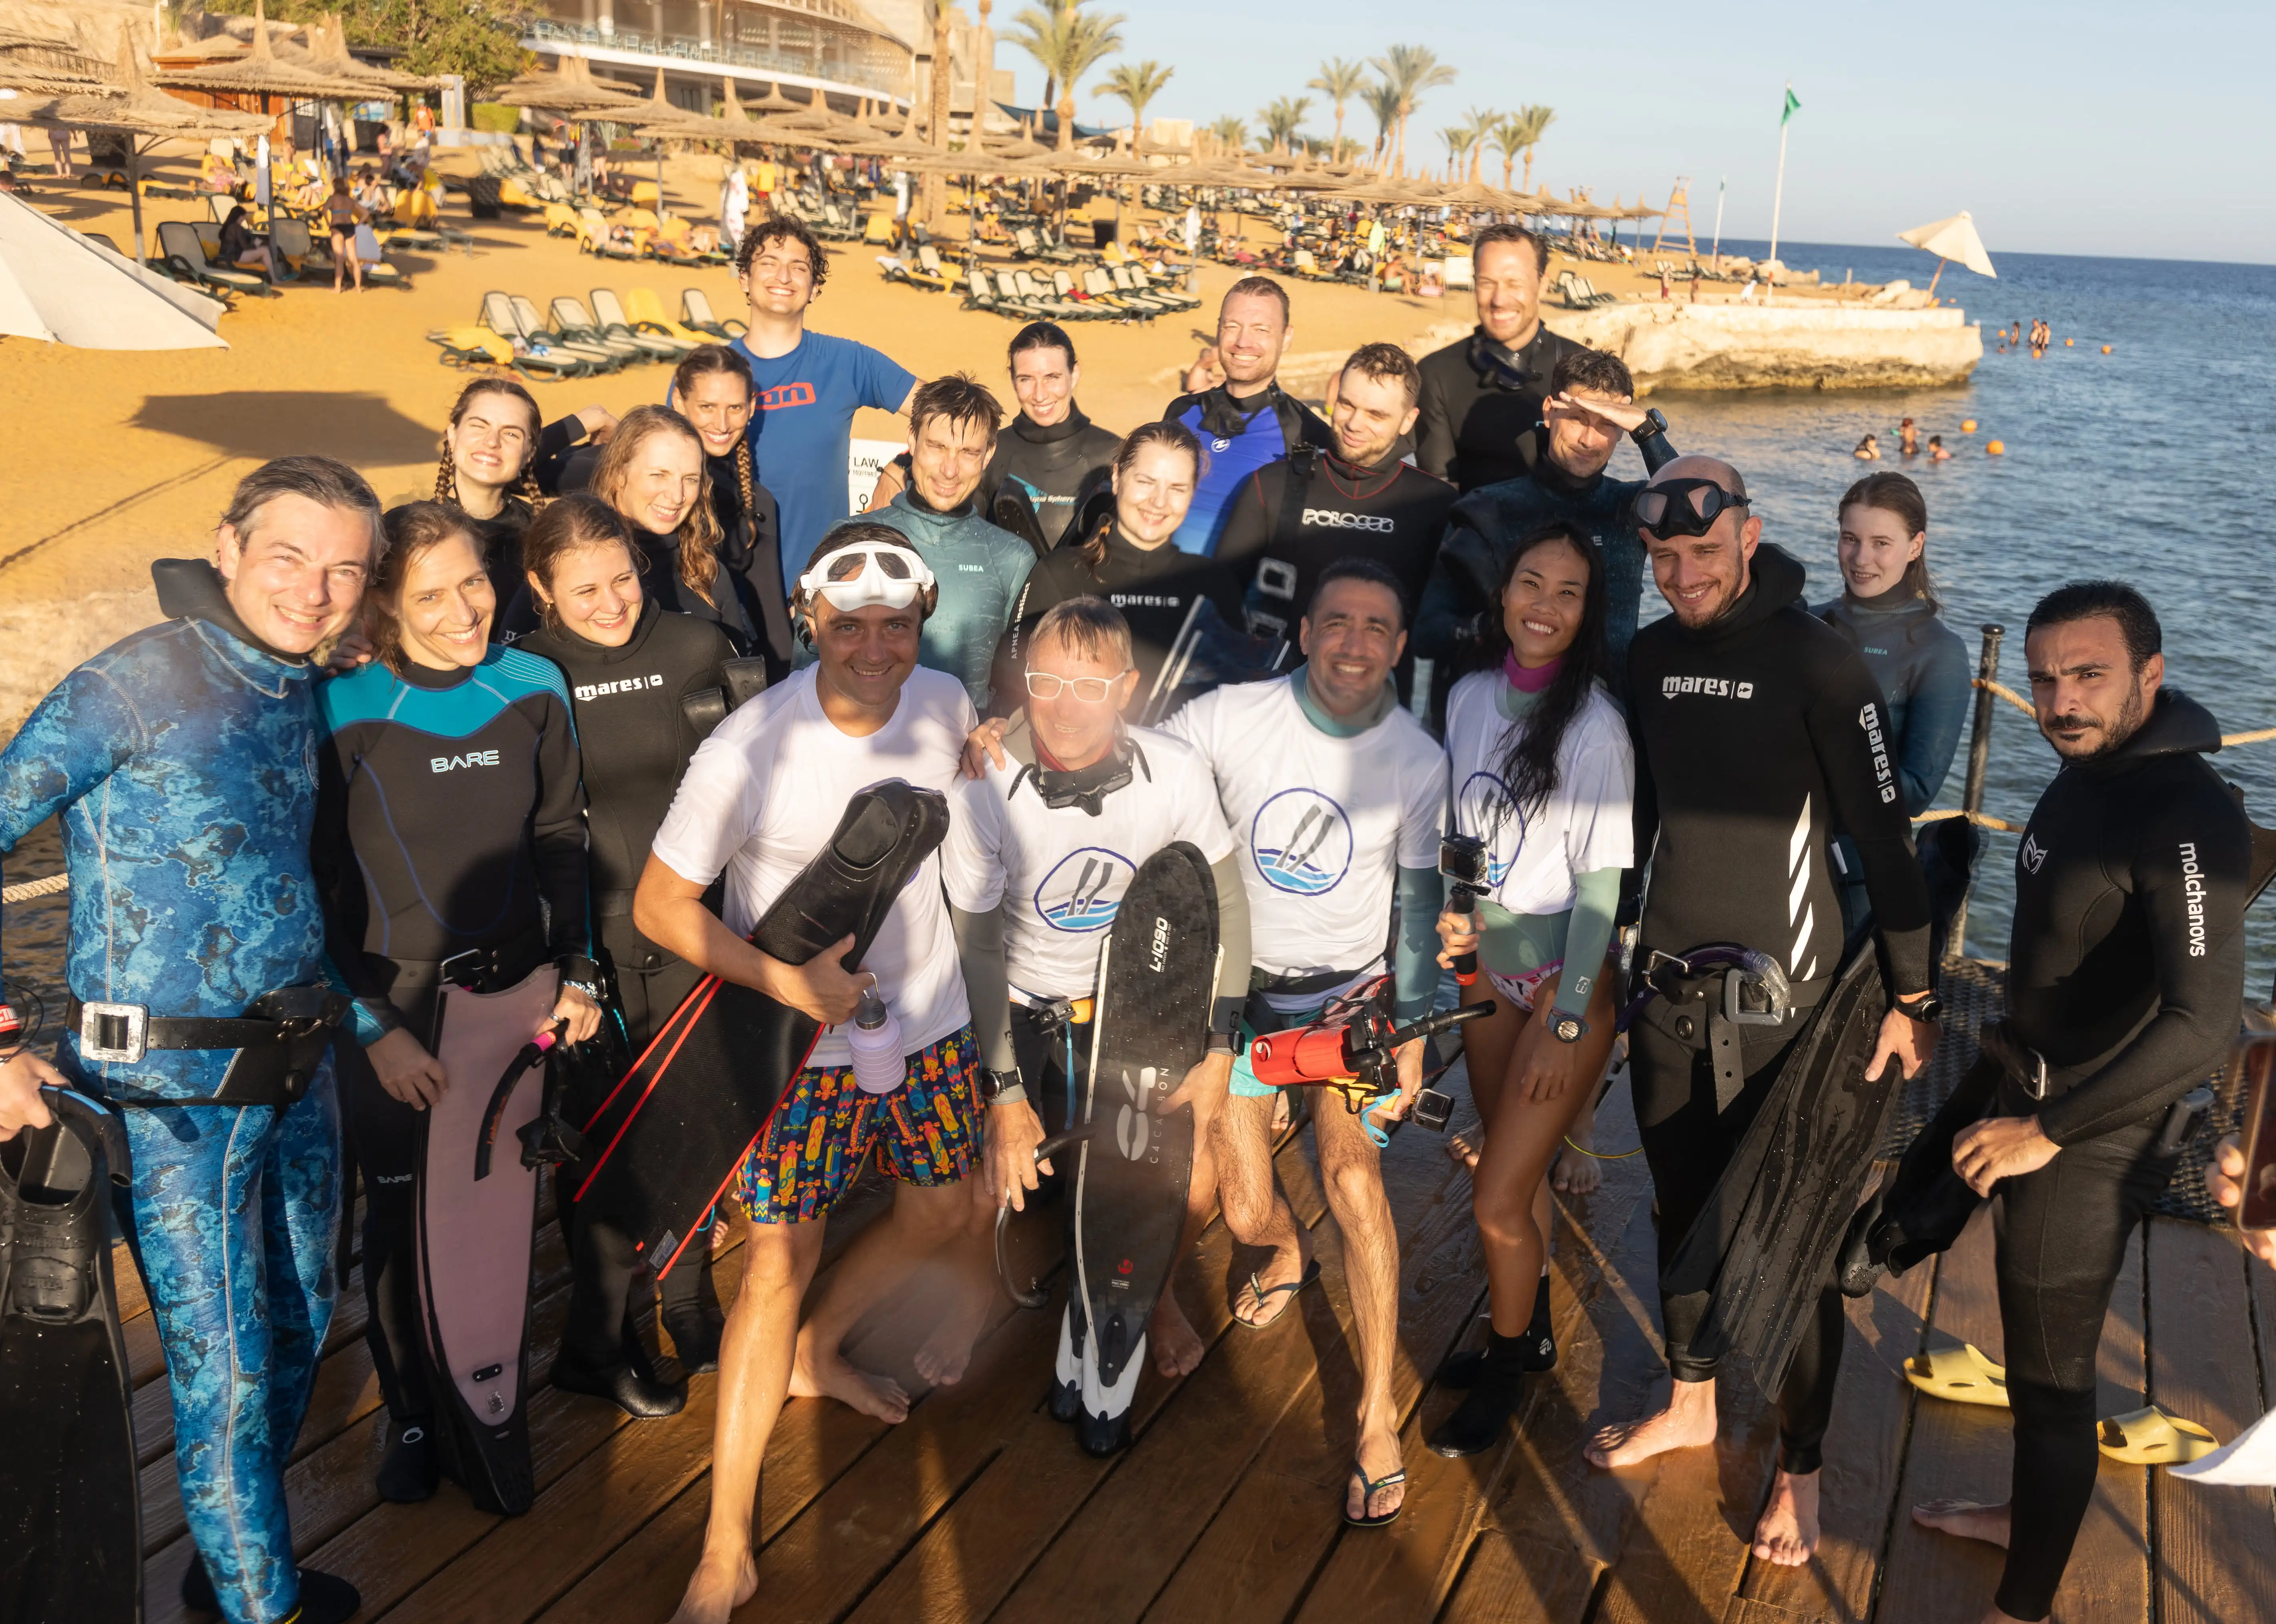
{"left": 1168, "top": 395, "right": 1296, "bottom": 555}
{"left": 730, "top": 331, "right": 916, "bottom": 591}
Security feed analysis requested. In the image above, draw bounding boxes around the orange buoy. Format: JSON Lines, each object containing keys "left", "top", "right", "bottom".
{"left": 2065, "top": 337, "right": 2074, "bottom": 346}
{"left": 1961, "top": 419, "right": 1977, "bottom": 432}
{"left": 1986, "top": 440, "right": 2005, "bottom": 455}
{"left": 2101, "top": 344, "right": 2112, "bottom": 353}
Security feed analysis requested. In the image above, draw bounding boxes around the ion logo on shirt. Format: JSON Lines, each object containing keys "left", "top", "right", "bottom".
{"left": 759, "top": 382, "right": 817, "bottom": 410}
{"left": 1250, "top": 788, "right": 1354, "bottom": 896}
{"left": 1457, "top": 771, "right": 1527, "bottom": 886}
{"left": 1033, "top": 846, "right": 1134, "bottom": 933}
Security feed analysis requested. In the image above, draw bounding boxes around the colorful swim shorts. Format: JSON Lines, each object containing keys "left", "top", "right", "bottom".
{"left": 1486, "top": 959, "right": 1562, "bottom": 1016}
{"left": 733, "top": 1024, "right": 980, "bottom": 1224}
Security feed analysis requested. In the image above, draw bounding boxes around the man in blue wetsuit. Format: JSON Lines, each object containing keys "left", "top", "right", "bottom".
{"left": 0, "top": 457, "right": 383, "bottom": 1624}
{"left": 1160, "top": 275, "right": 1331, "bottom": 555}
{"left": 727, "top": 214, "right": 918, "bottom": 588}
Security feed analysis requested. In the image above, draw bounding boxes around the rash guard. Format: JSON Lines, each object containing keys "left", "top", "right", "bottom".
{"left": 1161, "top": 380, "right": 1331, "bottom": 555}
{"left": 859, "top": 489, "right": 1035, "bottom": 709}
{"left": 1625, "top": 544, "right": 1932, "bottom": 998}
{"left": 316, "top": 645, "right": 588, "bottom": 1041}
{"left": 2005, "top": 690, "right": 2251, "bottom": 1145}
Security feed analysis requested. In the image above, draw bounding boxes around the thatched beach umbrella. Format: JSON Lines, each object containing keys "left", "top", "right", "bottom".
{"left": 0, "top": 20, "right": 115, "bottom": 97}
{"left": 289, "top": 17, "right": 440, "bottom": 98}
{"left": 153, "top": 1, "right": 377, "bottom": 105}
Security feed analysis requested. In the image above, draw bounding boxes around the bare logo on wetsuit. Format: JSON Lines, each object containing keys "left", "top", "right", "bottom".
{"left": 1661, "top": 675, "right": 1755, "bottom": 699}
{"left": 429, "top": 750, "right": 501, "bottom": 772}
{"left": 1858, "top": 702, "right": 1897, "bottom": 805}
{"left": 2179, "top": 841, "right": 2207, "bottom": 957}
{"left": 2021, "top": 832, "right": 2049, "bottom": 875}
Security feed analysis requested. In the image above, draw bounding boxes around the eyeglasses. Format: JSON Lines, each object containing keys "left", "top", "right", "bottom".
{"left": 1634, "top": 478, "right": 1751, "bottom": 539}
{"left": 1024, "top": 669, "right": 1127, "bottom": 703}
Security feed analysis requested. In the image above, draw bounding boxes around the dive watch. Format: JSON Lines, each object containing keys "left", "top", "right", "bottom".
{"left": 1894, "top": 990, "right": 1944, "bottom": 1024}
{"left": 1547, "top": 1012, "right": 1590, "bottom": 1045}
{"left": 1630, "top": 406, "right": 1669, "bottom": 446}
{"left": 978, "top": 1067, "right": 1027, "bottom": 1106}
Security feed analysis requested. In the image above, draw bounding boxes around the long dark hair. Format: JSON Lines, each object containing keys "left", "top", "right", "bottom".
{"left": 1838, "top": 471, "right": 1939, "bottom": 612}
{"left": 369, "top": 501, "right": 486, "bottom": 676}
{"left": 1478, "top": 522, "right": 1610, "bottom": 825}
{"left": 435, "top": 378, "right": 545, "bottom": 514}
{"left": 673, "top": 343, "right": 759, "bottom": 539}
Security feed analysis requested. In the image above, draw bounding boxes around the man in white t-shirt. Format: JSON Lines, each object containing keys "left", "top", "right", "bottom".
{"left": 1164, "top": 560, "right": 1449, "bottom": 1527}
{"left": 940, "top": 596, "right": 1252, "bottom": 1407}
{"left": 635, "top": 524, "right": 980, "bottom": 1624}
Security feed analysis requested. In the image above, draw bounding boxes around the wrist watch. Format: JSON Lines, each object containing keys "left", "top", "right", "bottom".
{"left": 1206, "top": 1028, "right": 1238, "bottom": 1056}
{"left": 977, "top": 1067, "right": 1025, "bottom": 1106}
{"left": 1629, "top": 407, "right": 1669, "bottom": 445}
{"left": 1894, "top": 990, "right": 1944, "bottom": 1024}
{"left": 1547, "top": 1011, "right": 1590, "bottom": 1045}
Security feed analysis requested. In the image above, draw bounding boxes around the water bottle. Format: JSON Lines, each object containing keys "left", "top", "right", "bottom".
{"left": 846, "top": 983, "right": 906, "bottom": 1096}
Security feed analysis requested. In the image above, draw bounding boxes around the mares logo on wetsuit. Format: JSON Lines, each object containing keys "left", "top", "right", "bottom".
{"left": 1033, "top": 846, "right": 1134, "bottom": 933}
{"left": 1250, "top": 788, "right": 1354, "bottom": 897}
{"left": 574, "top": 674, "right": 665, "bottom": 701}
{"left": 1858, "top": 702, "right": 1898, "bottom": 804}
{"left": 1661, "top": 675, "right": 1755, "bottom": 700}
{"left": 2179, "top": 840, "right": 2207, "bottom": 957}
{"left": 1457, "top": 771, "right": 1527, "bottom": 886}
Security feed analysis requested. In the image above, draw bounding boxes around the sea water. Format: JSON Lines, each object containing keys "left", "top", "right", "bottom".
{"left": 1624, "top": 240, "right": 2276, "bottom": 994}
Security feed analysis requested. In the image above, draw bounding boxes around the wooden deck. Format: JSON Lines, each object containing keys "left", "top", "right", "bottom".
{"left": 105, "top": 1062, "right": 2276, "bottom": 1623}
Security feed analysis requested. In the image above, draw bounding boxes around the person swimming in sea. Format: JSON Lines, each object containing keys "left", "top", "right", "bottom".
{"left": 1854, "top": 433, "right": 1881, "bottom": 461}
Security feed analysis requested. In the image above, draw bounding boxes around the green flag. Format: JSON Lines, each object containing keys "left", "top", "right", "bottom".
{"left": 1781, "top": 85, "right": 1802, "bottom": 126}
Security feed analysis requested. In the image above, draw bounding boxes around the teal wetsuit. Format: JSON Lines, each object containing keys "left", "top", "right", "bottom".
{"left": 856, "top": 490, "right": 1035, "bottom": 710}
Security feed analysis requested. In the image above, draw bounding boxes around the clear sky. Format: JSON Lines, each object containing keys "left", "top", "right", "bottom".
{"left": 993, "top": 1, "right": 2275, "bottom": 265}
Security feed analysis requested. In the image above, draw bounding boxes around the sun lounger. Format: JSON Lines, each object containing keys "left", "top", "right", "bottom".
{"left": 578, "top": 207, "right": 642, "bottom": 261}
{"left": 1012, "top": 269, "right": 1091, "bottom": 321}
{"left": 625, "top": 287, "right": 713, "bottom": 347}
{"left": 549, "top": 297, "right": 646, "bottom": 363}
{"left": 155, "top": 220, "right": 265, "bottom": 298}
{"left": 268, "top": 216, "right": 319, "bottom": 283}
{"left": 963, "top": 267, "right": 1010, "bottom": 315}
{"left": 510, "top": 293, "right": 624, "bottom": 369}
{"left": 477, "top": 290, "right": 600, "bottom": 376}
{"left": 427, "top": 325, "right": 515, "bottom": 368}
{"left": 590, "top": 287, "right": 692, "bottom": 357}
{"left": 681, "top": 288, "right": 745, "bottom": 339}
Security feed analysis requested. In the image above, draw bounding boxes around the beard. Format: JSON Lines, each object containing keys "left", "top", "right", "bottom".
{"left": 2045, "top": 676, "right": 2147, "bottom": 760}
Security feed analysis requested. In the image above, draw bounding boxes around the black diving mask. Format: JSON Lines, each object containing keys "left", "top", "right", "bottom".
{"left": 1635, "top": 479, "right": 1750, "bottom": 540}
{"left": 1013, "top": 737, "right": 1150, "bottom": 817}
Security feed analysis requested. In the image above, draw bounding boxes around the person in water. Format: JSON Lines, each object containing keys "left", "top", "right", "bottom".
{"left": 670, "top": 343, "right": 793, "bottom": 679}
{"left": 1898, "top": 417, "right": 1920, "bottom": 456}
{"left": 1428, "top": 521, "right": 1632, "bottom": 1458}
{"left": 645, "top": 526, "right": 980, "bottom": 1624}
{"left": 318, "top": 501, "right": 604, "bottom": 1504}
{"left": 1928, "top": 435, "right": 1953, "bottom": 461}
{"left": 516, "top": 493, "right": 744, "bottom": 1412}
{"left": 1001, "top": 420, "right": 1247, "bottom": 713}
{"left": 1853, "top": 433, "right": 1881, "bottom": 461}
{"left": 430, "top": 377, "right": 617, "bottom": 609}
{"left": 0, "top": 457, "right": 383, "bottom": 1624}
{"left": 1818, "top": 472, "right": 1972, "bottom": 950}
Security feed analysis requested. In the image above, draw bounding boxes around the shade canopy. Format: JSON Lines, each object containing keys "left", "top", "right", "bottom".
{"left": 154, "top": 0, "right": 376, "bottom": 102}
{"left": 1897, "top": 210, "right": 1997, "bottom": 279}
{"left": 0, "top": 190, "right": 226, "bottom": 348}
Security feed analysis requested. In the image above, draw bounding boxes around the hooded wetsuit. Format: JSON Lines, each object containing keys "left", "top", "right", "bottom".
{"left": 316, "top": 645, "right": 588, "bottom": 1445}
{"left": 1950, "top": 689, "right": 2246, "bottom": 1621}
{"left": 1413, "top": 323, "right": 1586, "bottom": 492}
{"left": 860, "top": 489, "right": 1036, "bottom": 709}
{"left": 1623, "top": 541, "right": 1932, "bottom": 1473}
{"left": 980, "top": 408, "right": 1122, "bottom": 547}
{"left": 1161, "top": 381, "right": 1332, "bottom": 555}
{"left": 499, "top": 520, "right": 757, "bottom": 653}
{"left": 705, "top": 447, "right": 795, "bottom": 677}
{"left": 0, "top": 560, "right": 353, "bottom": 1624}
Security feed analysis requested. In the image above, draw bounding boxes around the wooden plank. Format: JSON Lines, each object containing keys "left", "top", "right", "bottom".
{"left": 1871, "top": 1207, "right": 2011, "bottom": 1622}
{"left": 1438, "top": 1527, "right": 1602, "bottom": 1624}
{"left": 1285, "top": 1078, "right": 1659, "bottom": 1624}
{"left": 2148, "top": 1216, "right": 2276, "bottom": 1624}
{"left": 1738, "top": 1246, "right": 1935, "bottom": 1620}
{"left": 2044, "top": 1229, "right": 2148, "bottom": 1623}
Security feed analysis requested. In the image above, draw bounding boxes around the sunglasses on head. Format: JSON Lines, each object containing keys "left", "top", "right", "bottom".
{"left": 1634, "top": 478, "right": 1750, "bottom": 539}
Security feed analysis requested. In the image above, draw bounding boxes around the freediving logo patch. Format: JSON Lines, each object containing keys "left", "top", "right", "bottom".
{"left": 1457, "top": 770, "right": 1526, "bottom": 887}
{"left": 1033, "top": 847, "right": 1133, "bottom": 933}
{"left": 2021, "top": 832, "right": 2049, "bottom": 875}
{"left": 1250, "top": 788, "right": 1354, "bottom": 897}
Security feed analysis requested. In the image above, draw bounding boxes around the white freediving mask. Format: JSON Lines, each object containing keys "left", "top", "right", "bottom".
{"left": 798, "top": 539, "right": 936, "bottom": 612}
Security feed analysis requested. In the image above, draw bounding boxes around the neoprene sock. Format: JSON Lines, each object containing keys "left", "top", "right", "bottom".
{"left": 375, "top": 1415, "right": 439, "bottom": 1503}
{"left": 1435, "top": 1275, "right": 1557, "bottom": 1387}
{"left": 1428, "top": 1331, "right": 1530, "bottom": 1457}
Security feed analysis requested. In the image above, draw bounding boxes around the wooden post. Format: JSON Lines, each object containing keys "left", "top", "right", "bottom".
{"left": 1949, "top": 622, "right": 2004, "bottom": 954}
{"left": 923, "top": 2, "right": 954, "bottom": 224}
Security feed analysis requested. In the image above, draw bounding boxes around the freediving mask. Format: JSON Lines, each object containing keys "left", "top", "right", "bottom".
{"left": 798, "top": 539, "right": 937, "bottom": 611}
{"left": 1634, "top": 478, "right": 1751, "bottom": 540}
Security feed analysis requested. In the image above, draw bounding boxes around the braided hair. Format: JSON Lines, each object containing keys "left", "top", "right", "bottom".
{"left": 436, "top": 378, "right": 544, "bottom": 515}
{"left": 671, "top": 344, "right": 758, "bottom": 548}
{"left": 590, "top": 405, "right": 724, "bottom": 607}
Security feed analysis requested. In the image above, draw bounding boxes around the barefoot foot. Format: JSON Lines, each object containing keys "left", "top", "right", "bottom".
{"left": 1751, "top": 1468, "right": 1820, "bottom": 1565}
{"left": 1148, "top": 1291, "right": 1206, "bottom": 1378}
{"left": 1585, "top": 1384, "right": 1718, "bottom": 1468}
{"left": 1551, "top": 1131, "right": 1602, "bottom": 1195}
{"left": 913, "top": 1295, "right": 989, "bottom": 1388}
{"left": 669, "top": 1544, "right": 757, "bottom": 1624}
{"left": 1912, "top": 1498, "right": 2013, "bottom": 1548}
{"left": 1446, "top": 1129, "right": 1482, "bottom": 1170}
{"left": 788, "top": 1347, "right": 910, "bottom": 1422}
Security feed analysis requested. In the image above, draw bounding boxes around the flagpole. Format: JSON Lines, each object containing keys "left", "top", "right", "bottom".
{"left": 1710, "top": 175, "right": 1726, "bottom": 272}
{"left": 1766, "top": 80, "right": 1791, "bottom": 305}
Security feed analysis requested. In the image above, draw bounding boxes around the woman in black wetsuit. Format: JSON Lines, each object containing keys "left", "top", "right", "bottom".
{"left": 1002, "top": 420, "right": 1246, "bottom": 709}
{"left": 516, "top": 494, "right": 744, "bottom": 1402}
{"left": 317, "top": 501, "right": 602, "bottom": 1503}
{"left": 430, "top": 377, "right": 617, "bottom": 608}
{"left": 672, "top": 344, "right": 794, "bottom": 678}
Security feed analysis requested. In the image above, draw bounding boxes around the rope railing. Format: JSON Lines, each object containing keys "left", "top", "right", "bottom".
{"left": 1973, "top": 677, "right": 2273, "bottom": 749}
{"left": 1, "top": 872, "right": 68, "bottom": 905}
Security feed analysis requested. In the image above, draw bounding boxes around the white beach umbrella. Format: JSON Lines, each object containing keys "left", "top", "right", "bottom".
{"left": 1897, "top": 211, "right": 1996, "bottom": 296}
{"left": 0, "top": 191, "right": 226, "bottom": 348}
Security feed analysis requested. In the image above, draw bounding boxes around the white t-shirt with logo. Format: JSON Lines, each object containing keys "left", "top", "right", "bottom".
{"left": 649, "top": 665, "right": 976, "bottom": 1066}
{"left": 941, "top": 725, "right": 1236, "bottom": 1001}
{"left": 1444, "top": 671, "right": 1634, "bottom": 916}
{"left": 1166, "top": 675, "right": 1447, "bottom": 1010}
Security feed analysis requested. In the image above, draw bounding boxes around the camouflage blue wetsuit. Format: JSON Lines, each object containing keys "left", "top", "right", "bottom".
{"left": 0, "top": 560, "right": 349, "bottom": 1624}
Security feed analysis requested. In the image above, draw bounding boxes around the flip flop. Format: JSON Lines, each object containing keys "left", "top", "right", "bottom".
{"left": 2098, "top": 1405, "right": 2220, "bottom": 1465}
{"left": 1343, "top": 1459, "right": 1407, "bottom": 1528}
{"left": 1234, "top": 1258, "right": 1322, "bottom": 1330}
{"left": 1903, "top": 1343, "right": 2010, "bottom": 1407}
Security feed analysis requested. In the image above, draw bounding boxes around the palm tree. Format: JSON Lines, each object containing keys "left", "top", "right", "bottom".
{"left": 1096, "top": 58, "right": 1171, "bottom": 147}
{"left": 1457, "top": 105, "right": 1496, "bottom": 181}
{"left": 1207, "top": 113, "right": 1249, "bottom": 154}
{"left": 1506, "top": 103, "right": 1555, "bottom": 191}
{"left": 1370, "top": 43, "right": 1456, "bottom": 176}
{"left": 1007, "top": 0, "right": 1126, "bottom": 146}
{"left": 1307, "top": 57, "right": 1367, "bottom": 155}
{"left": 1256, "top": 94, "right": 1312, "bottom": 154}
{"left": 1360, "top": 79, "right": 1401, "bottom": 171}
